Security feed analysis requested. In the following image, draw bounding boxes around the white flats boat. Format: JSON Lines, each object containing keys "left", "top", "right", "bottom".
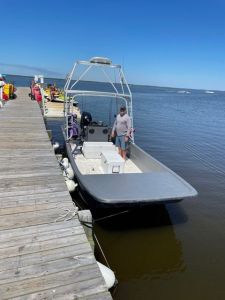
{"left": 63, "top": 57, "right": 197, "bottom": 207}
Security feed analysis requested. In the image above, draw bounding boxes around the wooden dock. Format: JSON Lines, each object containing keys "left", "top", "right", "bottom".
{"left": 0, "top": 88, "right": 112, "bottom": 299}
{"left": 43, "top": 99, "right": 81, "bottom": 118}
{"left": 45, "top": 100, "right": 65, "bottom": 117}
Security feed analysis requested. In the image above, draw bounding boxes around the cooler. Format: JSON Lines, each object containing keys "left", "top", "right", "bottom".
{"left": 82, "top": 142, "right": 115, "bottom": 159}
{"left": 101, "top": 150, "right": 125, "bottom": 174}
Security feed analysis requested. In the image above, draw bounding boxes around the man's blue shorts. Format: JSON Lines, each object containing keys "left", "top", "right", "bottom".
{"left": 115, "top": 135, "right": 127, "bottom": 150}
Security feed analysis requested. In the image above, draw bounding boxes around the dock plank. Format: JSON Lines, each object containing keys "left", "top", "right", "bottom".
{"left": 0, "top": 219, "right": 80, "bottom": 242}
{"left": 0, "top": 190, "right": 71, "bottom": 203}
{"left": 0, "top": 253, "right": 95, "bottom": 284}
{"left": 0, "top": 243, "right": 91, "bottom": 272}
{"left": 0, "top": 207, "right": 79, "bottom": 230}
{"left": 0, "top": 226, "right": 85, "bottom": 250}
{"left": 0, "top": 264, "right": 103, "bottom": 299}
{"left": 13, "top": 280, "right": 111, "bottom": 300}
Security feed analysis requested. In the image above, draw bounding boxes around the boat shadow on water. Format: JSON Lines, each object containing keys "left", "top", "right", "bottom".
{"left": 92, "top": 202, "right": 187, "bottom": 296}
{"left": 95, "top": 203, "right": 188, "bottom": 229}
{"left": 71, "top": 189, "right": 188, "bottom": 228}
{"left": 72, "top": 189, "right": 187, "bottom": 298}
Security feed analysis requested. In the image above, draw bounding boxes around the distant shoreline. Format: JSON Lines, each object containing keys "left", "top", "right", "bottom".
{"left": 5, "top": 73, "right": 222, "bottom": 92}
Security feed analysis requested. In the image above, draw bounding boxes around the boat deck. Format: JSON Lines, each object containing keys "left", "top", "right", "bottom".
{"left": 0, "top": 88, "right": 111, "bottom": 299}
{"left": 75, "top": 153, "right": 142, "bottom": 175}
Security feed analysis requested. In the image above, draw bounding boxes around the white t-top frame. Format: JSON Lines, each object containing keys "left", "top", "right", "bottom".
{"left": 64, "top": 58, "right": 134, "bottom": 142}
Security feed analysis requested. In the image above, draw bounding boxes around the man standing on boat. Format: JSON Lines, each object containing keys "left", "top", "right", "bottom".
{"left": 111, "top": 106, "right": 131, "bottom": 160}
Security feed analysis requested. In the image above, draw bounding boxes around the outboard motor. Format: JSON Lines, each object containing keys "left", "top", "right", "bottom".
{"left": 80, "top": 111, "right": 92, "bottom": 139}
{"left": 68, "top": 113, "right": 79, "bottom": 139}
{"left": 80, "top": 111, "right": 92, "bottom": 129}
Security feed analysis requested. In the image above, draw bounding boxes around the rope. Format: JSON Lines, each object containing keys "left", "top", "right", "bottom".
{"left": 55, "top": 203, "right": 78, "bottom": 222}
{"left": 95, "top": 210, "right": 129, "bottom": 222}
{"left": 93, "top": 233, "right": 111, "bottom": 269}
{"left": 72, "top": 198, "right": 83, "bottom": 210}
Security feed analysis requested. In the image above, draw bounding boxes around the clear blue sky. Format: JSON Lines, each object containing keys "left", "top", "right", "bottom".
{"left": 1, "top": 0, "right": 225, "bottom": 90}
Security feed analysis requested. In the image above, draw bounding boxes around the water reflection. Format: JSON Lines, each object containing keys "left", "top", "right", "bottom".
{"left": 94, "top": 206, "right": 185, "bottom": 299}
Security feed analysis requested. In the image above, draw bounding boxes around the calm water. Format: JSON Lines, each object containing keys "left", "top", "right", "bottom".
{"left": 9, "top": 75, "right": 225, "bottom": 299}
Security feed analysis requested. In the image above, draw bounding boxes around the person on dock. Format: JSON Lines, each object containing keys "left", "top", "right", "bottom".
{"left": 0, "top": 75, "right": 6, "bottom": 100}
{"left": 111, "top": 105, "right": 131, "bottom": 160}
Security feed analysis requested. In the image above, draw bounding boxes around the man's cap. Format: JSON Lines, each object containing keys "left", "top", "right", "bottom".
{"left": 120, "top": 105, "right": 126, "bottom": 111}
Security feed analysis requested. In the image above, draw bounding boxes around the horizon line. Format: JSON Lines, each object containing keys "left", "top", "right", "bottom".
{"left": 4, "top": 73, "right": 224, "bottom": 92}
